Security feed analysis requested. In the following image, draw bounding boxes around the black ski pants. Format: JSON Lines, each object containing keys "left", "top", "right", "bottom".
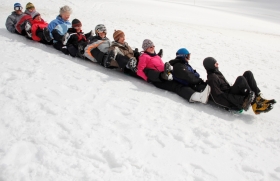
{"left": 229, "top": 71, "right": 260, "bottom": 96}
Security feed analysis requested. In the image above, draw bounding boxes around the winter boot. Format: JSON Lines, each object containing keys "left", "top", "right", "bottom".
{"left": 256, "top": 93, "right": 276, "bottom": 105}
{"left": 62, "top": 33, "right": 70, "bottom": 45}
{"left": 160, "top": 62, "right": 173, "bottom": 81}
{"left": 126, "top": 57, "right": 137, "bottom": 72}
{"left": 43, "top": 28, "right": 52, "bottom": 42}
{"left": 251, "top": 102, "right": 273, "bottom": 115}
{"left": 157, "top": 49, "right": 163, "bottom": 58}
{"left": 103, "top": 50, "right": 115, "bottom": 68}
{"left": 242, "top": 91, "right": 255, "bottom": 111}
{"left": 190, "top": 84, "right": 211, "bottom": 104}
{"left": 25, "top": 21, "right": 32, "bottom": 38}
{"left": 77, "top": 43, "right": 85, "bottom": 59}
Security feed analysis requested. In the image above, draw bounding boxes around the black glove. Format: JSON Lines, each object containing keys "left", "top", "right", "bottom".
{"left": 157, "top": 49, "right": 163, "bottom": 58}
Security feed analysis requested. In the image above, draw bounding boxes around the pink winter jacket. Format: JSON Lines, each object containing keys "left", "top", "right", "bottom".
{"left": 137, "top": 52, "right": 165, "bottom": 81}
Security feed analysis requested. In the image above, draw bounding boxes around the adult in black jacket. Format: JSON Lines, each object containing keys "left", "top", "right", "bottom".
{"left": 168, "top": 48, "right": 210, "bottom": 104}
{"left": 203, "top": 57, "right": 275, "bottom": 114}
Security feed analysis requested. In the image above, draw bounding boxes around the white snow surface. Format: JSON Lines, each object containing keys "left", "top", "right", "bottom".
{"left": 1, "top": 0, "right": 280, "bottom": 180}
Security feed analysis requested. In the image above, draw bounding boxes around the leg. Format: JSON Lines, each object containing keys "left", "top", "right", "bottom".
{"left": 144, "top": 68, "right": 162, "bottom": 82}
{"left": 153, "top": 80, "right": 195, "bottom": 102}
{"left": 229, "top": 76, "right": 251, "bottom": 96}
{"left": 115, "top": 54, "right": 129, "bottom": 68}
{"left": 243, "top": 71, "right": 261, "bottom": 95}
{"left": 90, "top": 48, "right": 105, "bottom": 64}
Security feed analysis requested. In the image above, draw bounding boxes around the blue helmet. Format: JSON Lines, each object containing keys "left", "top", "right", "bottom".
{"left": 176, "top": 48, "right": 190, "bottom": 58}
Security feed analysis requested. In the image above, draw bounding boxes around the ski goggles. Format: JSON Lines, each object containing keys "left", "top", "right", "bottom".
{"left": 96, "top": 28, "right": 107, "bottom": 34}
{"left": 14, "top": 6, "right": 23, "bottom": 11}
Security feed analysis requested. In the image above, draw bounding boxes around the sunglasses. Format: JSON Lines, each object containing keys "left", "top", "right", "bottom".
{"left": 14, "top": 6, "right": 23, "bottom": 11}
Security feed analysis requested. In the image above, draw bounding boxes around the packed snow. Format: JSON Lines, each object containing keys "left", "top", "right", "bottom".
{"left": 1, "top": 0, "right": 280, "bottom": 180}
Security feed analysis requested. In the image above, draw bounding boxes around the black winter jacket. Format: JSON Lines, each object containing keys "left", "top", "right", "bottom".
{"left": 169, "top": 58, "right": 203, "bottom": 86}
{"left": 206, "top": 69, "right": 245, "bottom": 110}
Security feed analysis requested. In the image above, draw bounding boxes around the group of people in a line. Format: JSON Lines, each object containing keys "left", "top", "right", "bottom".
{"left": 6, "top": 3, "right": 276, "bottom": 115}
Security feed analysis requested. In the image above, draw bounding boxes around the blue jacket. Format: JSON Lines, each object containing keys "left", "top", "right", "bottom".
{"left": 47, "top": 15, "right": 71, "bottom": 42}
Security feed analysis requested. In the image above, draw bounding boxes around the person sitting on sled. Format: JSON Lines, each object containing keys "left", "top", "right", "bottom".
{"left": 203, "top": 57, "right": 276, "bottom": 114}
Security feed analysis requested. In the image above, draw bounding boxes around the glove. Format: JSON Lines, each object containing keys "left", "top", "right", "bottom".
{"left": 157, "top": 49, "right": 163, "bottom": 58}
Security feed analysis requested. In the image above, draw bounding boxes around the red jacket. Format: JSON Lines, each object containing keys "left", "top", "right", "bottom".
{"left": 31, "top": 20, "right": 48, "bottom": 41}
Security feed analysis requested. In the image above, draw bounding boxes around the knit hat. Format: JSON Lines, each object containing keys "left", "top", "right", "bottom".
{"left": 176, "top": 48, "right": 190, "bottom": 58}
{"left": 203, "top": 57, "right": 217, "bottom": 70}
{"left": 142, "top": 39, "right": 154, "bottom": 51}
{"left": 26, "top": 2, "right": 35, "bottom": 9}
{"left": 31, "top": 11, "right": 40, "bottom": 19}
{"left": 14, "top": 3, "right": 22, "bottom": 9}
{"left": 113, "top": 30, "right": 124, "bottom": 41}
{"left": 72, "top": 19, "right": 82, "bottom": 28}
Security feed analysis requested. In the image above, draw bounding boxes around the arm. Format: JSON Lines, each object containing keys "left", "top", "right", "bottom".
{"left": 5, "top": 15, "right": 16, "bottom": 33}
{"left": 137, "top": 54, "right": 148, "bottom": 81}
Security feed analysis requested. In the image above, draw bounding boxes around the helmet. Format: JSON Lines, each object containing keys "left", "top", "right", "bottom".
{"left": 95, "top": 24, "right": 107, "bottom": 34}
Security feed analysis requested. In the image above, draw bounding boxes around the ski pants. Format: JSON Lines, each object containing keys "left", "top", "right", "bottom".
{"left": 229, "top": 71, "right": 260, "bottom": 96}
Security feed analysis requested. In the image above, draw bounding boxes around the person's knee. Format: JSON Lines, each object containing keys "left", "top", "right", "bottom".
{"left": 243, "top": 70, "right": 253, "bottom": 77}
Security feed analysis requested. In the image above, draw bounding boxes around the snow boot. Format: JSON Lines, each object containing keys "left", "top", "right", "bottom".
{"left": 103, "top": 49, "right": 116, "bottom": 68}
{"left": 62, "top": 33, "right": 70, "bottom": 45}
{"left": 43, "top": 28, "right": 52, "bottom": 42}
{"left": 256, "top": 93, "right": 276, "bottom": 105}
{"left": 25, "top": 21, "right": 32, "bottom": 38}
{"left": 126, "top": 57, "right": 137, "bottom": 72}
{"left": 160, "top": 62, "right": 173, "bottom": 81}
{"left": 252, "top": 102, "right": 273, "bottom": 115}
{"left": 242, "top": 91, "right": 255, "bottom": 111}
{"left": 190, "top": 84, "right": 211, "bottom": 104}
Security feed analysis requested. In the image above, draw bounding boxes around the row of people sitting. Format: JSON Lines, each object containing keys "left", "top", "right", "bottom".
{"left": 5, "top": 3, "right": 276, "bottom": 115}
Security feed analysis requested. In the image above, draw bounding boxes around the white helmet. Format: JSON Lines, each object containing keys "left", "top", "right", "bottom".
{"left": 95, "top": 24, "right": 107, "bottom": 34}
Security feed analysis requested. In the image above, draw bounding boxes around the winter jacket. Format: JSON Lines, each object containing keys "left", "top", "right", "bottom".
{"left": 109, "top": 41, "right": 134, "bottom": 59}
{"left": 137, "top": 52, "right": 164, "bottom": 81}
{"left": 47, "top": 15, "right": 71, "bottom": 42}
{"left": 31, "top": 20, "right": 48, "bottom": 41}
{"left": 65, "top": 28, "right": 88, "bottom": 48}
{"left": 5, "top": 11, "right": 31, "bottom": 34}
{"left": 84, "top": 35, "right": 111, "bottom": 63}
{"left": 169, "top": 58, "right": 202, "bottom": 86}
{"left": 206, "top": 69, "right": 245, "bottom": 110}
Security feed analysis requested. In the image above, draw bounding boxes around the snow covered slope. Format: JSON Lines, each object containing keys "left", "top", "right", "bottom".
{"left": 0, "top": 0, "right": 280, "bottom": 180}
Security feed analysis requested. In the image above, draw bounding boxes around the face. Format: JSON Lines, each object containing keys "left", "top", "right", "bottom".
{"left": 98, "top": 32, "right": 106, "bottom": 38}
{"left": 14, "top": 6, "right": 23, "bottom": 14}
{"left": 74, "top": 25, "right": 82, "bottom": 31}
{"left": 27, "top": 7, "right": 35, "bottom": 12}
{"left": 61, "top": 12, "right": 71, "bottom": 21}
{"left": 34, "top": 15, "right": 41, "bottom": 21}
{"left": 215, "top": 62, "right": 219, "bottom": 68}
{"left": 146, "top": 46, "right": 155, "bottom": 54}
{"left": 118, "top": 35, "right": 125, "bottom": 44}
{"left": 185, "top": 54, "right": 191, "bottom": 61}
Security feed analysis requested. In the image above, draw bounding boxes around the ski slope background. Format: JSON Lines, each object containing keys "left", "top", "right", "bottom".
{"left": 1, "top": 0, "right": 280, "bottom": 180}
